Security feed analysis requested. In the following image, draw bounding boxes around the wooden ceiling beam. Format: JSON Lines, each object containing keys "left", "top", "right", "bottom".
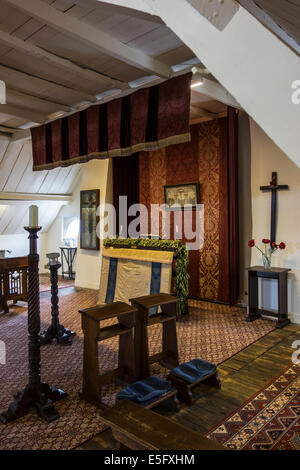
{"left": 0, "top": 125, "right": 15, "bottom": 134}
{"left": 0, "top": 63, "right": 96, "bottom": 107}
{"left": 6, "top": 89, "right": 72, "bottom": 115}
{"left": 10, "top": 129, "right": 32, "bottom": 143}
{"left": 4, "top": 0, "right": 172, "bottom": 78}
{"left": 0, "top": 192, "right": 71, "bottom": 205}
{"left": 0, "top": 104, "right": 47, "bottom": 123}
{"left": 0, "top": 29, "right": 128, "bottom": 92}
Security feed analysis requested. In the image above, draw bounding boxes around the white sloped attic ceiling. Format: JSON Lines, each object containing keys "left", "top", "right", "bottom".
{"left": 0, "top": 138, "right": 80, "bottom": 234}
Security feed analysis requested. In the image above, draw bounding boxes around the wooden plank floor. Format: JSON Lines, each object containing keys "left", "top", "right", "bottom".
{"left": 77, "top": 323, "right": 300, "bottom": 450}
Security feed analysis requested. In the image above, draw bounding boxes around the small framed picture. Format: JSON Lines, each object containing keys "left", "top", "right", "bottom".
{"left": 80, "top": 189, "right": 100, "bottom": 250}
{"left": 164, "top": 183, "right": 200, "bottom": 210}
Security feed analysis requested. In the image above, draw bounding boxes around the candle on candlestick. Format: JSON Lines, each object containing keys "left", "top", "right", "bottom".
{"left": 29, "top": 205, "right": 39, "bottom": 227}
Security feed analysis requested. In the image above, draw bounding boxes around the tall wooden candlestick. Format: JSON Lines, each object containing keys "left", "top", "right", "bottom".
{"left": 0, "top": 227, "right": 67, "bottom": 424}
{"left": 40, "top": 253, "right": 76, "bottom": 346}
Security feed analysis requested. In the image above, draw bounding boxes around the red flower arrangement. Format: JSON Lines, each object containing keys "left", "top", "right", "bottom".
{"left": 248, "top": 238, "right": 286, "bottom": 269}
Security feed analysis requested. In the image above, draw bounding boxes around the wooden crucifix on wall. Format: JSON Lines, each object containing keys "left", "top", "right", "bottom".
{"left": 260, "top": 172, "right": 289, "bottom": 245}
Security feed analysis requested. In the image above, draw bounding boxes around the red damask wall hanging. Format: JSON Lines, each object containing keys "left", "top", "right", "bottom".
{"left": 139, "top": 110, "right": 239, "bottom": 304}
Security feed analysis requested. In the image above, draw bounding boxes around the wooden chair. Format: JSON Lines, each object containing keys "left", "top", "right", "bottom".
{"left": 100, "top": 399, "right": 226, "bottom": 450}
{"left": 79, "top": 302, "right": 137, "bottom": 407}
{"left": 0, "top": 256, "right": 28, "bottom": 313}
{"left": 130, "top": 293, "right": 179, "bottom": 380}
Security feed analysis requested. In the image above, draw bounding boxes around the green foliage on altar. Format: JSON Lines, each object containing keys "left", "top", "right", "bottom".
{"left": 103, "top": 238, "right": 189, "bottom": 316}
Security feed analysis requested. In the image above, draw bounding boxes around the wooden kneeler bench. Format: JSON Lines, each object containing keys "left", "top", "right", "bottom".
{"left": 79, "top": 302, "right": 137, "bottom": 407}
{"left": 100, "top": 399, "right": 226, "bottom": 450}
{"left": 168, "top": 359, "right": 221, "bottom": 405}
{"left": 130, "top": 293, "right": 179, "bottom": 380}
{"left": 116, "top": 376, "right": 179, "bottom": 411}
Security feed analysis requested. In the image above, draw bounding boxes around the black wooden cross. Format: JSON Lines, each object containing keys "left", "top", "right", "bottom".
{"left": 260, "top": 172, "right": 289, "bottom": 245}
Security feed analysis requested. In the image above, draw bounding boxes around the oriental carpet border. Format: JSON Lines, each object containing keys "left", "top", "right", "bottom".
{"left": 206, "top": 363, "right": 300, "bottom": 450}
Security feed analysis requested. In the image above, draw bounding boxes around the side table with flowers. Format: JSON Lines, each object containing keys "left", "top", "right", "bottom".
{"left": 246, "top": 238, "right": 291, "bottom": 328}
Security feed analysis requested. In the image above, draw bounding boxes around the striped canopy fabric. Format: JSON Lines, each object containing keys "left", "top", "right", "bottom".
{"left": 98, "top": 247, "right": 174, "bottom": 307}
{"left": 31, "top": 73, "right": 192, "bottom": 171}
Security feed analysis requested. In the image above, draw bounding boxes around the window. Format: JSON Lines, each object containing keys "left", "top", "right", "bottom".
{"left": 63, "top": 217, "right": 79, "bottom": 247}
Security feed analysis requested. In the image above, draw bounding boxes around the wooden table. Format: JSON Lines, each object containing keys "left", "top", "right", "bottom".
{"left": 79, "top": 302, "right": 137, "bottom": 407}
{"left": 246, "top": 266, "right": 291, "bottom": 329}
{"left": 0, "top": 256, "right": 28, "bottom": 313}
{"left": 100, "top": 399, "right": 226, "bottom": 450}
{"left": 130, "top": 293, "right": 179, "bottom": 380}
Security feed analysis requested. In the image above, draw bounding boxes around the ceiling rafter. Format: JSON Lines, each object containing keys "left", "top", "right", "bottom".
{"left": 0, "top": 104, "right": 47, "bottom": 124}
{"left": 0, "top": 28, "right": 128, "bottom": 92}
{"left": 4, "top": 0, "right": 172, "bottom": 78}
{"left": 0, "top": 125, "right": 17, "bottom": 134}
{"left": 6, "top": 89, "right": 72, "bottom": 114}
{"left": 0, "top": 192, "right": 72, "bottom": 204}
{"left": 10, "top": 129, "right": 32, "bottom": 143}
{"left": 0, "top": 63, "right": 96, "bottom": 106}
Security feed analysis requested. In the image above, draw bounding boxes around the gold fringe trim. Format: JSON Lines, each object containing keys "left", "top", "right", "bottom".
{"left": 32, "top": 132, "right": 191, "bottom": 171}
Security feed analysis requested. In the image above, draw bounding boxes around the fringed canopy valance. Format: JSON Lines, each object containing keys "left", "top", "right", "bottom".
{"left": 31, "top": 73, "right": 192, "bottom": 171}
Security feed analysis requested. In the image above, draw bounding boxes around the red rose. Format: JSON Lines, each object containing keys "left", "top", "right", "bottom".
{"left": 262, "top": 238, "right": 270, "bottom": 244}
{"left": 248, "top": 239, "right": 255, "bottom": 248}
{"left": 272, "top": 242, "right": 278, "bottom": 248}
{"left": 279, "top": 242, "right": 286, "bottom": 250}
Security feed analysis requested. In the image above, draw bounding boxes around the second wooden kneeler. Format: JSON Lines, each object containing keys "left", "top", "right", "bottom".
{"left": 130, "top": 293, "right": 179, "bottom": 380}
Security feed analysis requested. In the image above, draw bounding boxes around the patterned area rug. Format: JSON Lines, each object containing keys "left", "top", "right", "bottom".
{"left": 39, "top": 275, "right": 74, "bottom": 292}
{"left": 206, "top": 364, "right": 300, "bottom": 450}
{"left": 0, "top": 289, "right": 275, "bottom": 450}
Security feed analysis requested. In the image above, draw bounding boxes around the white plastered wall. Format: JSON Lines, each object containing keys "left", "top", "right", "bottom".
{"left": 250, "top": 119, "right": 300, "bottom": 324}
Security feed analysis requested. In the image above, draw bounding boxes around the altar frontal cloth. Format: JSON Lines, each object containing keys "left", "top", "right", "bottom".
{"left": 98, "top": 247, "right": 174, "bottom": 305}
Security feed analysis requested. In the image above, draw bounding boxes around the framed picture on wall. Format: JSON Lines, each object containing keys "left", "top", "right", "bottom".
{"left": 164, "top": 183, "right": 200, "bottom": 210}
{"left": 80, "top": 189, "right": 100, "bottom": 250}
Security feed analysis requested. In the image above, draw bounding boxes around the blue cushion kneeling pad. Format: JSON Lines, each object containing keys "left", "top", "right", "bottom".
{"left": 170, "top": 359, "right": 217, "bottom": 384}
{"left": 117, "top": 376, "right": 172, "bottom": 403}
